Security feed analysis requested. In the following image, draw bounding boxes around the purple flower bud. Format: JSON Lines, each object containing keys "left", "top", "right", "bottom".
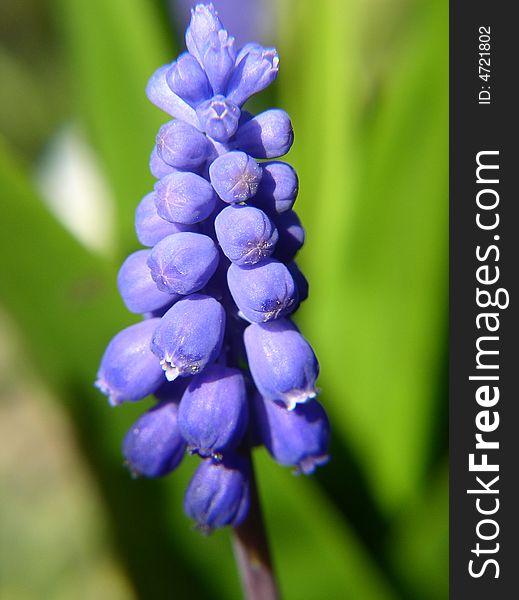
{"left": 147, "top": 232, "right": 219, "bottom": 295}
{"left": 185, "top": 5, "right": 236, "bottom": 94}
{"left": 251, "top": 161, "right": 298, "bottom": 214}
{"left": 151, "top": 294, "right": 225, "bottom": 380}
{"left": 166, "top": 52, "right": 212, "bottom": 107}
{"left": 228, "top": 259, "right": 298, "bottom": 323}
{"left": 146, "top": 64, "right": 198, "bottom": 127}
{"left": 178, "top": 364, "right": 248, "bottom": 457}
{"left": 135, "top": 192, "right": 196, "bottom": 247}
{"left": 123, "top": 401, "right": 186, "bottom": 478}
{"left": 215, "top": 205, "right": 278, "bottom": 266}
{"left": 209, "top": 151, "right": 262, "bottom": 203}
{"left": 273, "top": 210, "right": 305, "bottom": 262}
{"left": 227, "top": 44, "right": 279, "bottom": 107}
{"left": 196, "top": 95, "right": 240, "bottom": 143}
{"left": 184, "top": 454, "right": 250, "bottom": 531}
{"left": 185, "top": 4, "right": 224, "bottom": 65}
{"left": 117, "top": 250, "right": 179, "bottom": 314}
{"left": 156, "top": 120, "right": 210, "bottom": 170}
{"left": 154, "top": 171, "right": 216, "bottom": 224}
{"left": 96, "top": 319, "right": 164, "bottom": 406}
{"left": 233, "top": 109, "right": 293, "bottom": 159}
{"left": 149, "top": 146, "right": 177, "bottom": 179}
{"left": 201, "top": 29, "right": 237, "bottom": 95}
{"left": 253, "top": 394, "right": 329, "bottom": 474}
{"left": 287, "top": 261, "right": 309, "bottom": 305}
{"left": 243, "top": 319, "right": 319, "bottom": 409}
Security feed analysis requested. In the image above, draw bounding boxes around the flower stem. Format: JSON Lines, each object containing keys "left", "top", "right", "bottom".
{"left": 232, "top": 454, "right": 280, "bottom": 600}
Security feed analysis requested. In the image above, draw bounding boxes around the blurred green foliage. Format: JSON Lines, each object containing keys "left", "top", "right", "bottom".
{"left": 0, "top": 0, "right": 447, "bottom": 598}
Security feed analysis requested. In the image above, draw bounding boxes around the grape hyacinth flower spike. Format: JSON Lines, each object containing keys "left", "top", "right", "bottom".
{"left": 95, "top": 4, "right": 329, "bottom": 598}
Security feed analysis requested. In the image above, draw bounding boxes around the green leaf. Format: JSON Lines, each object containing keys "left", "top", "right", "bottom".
{"left": 0, "top": 135, "right": 127, "bottom": 384}
{"left": 0, "top": 136, "right": 241, "bottom": 600}
{"left": 255, "top": 450, "right": 398, "bottom": 600}
{"left": 390, "top": 465, "right": 448, "bottom": 599}
{"left": 279, "top": 0, "right": 448, "bottom": 512}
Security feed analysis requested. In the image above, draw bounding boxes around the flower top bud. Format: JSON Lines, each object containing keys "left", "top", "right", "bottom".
{"left": 227, "top": 43, "right": 279, "bottom": 107}
{"left": 184, "top": 454, "right": 250, "bottom": 532}
{"left": 209, "top": 151, "right": 262, "bottom": 203}
{"left": 185, "top": 4, "right": 224, "bottom": 65}
{"left": 185, "top": 4, "right": 236, "bottom": 95}
{"left": 123, "top": 401, "right": 186, "bottom": 478}
{"left": 196, "top": 95, "right": 240, "bottom": 143}
{"left": 166, "top": 52, "right": 212, "bottom": 108}
{"left": 96, "top": 319, "right": 165, "bottom": 406}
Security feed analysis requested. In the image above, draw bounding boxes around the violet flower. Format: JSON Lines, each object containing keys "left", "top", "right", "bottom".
{"left": 96, "top": 2, "right": 329, "bottom": 534}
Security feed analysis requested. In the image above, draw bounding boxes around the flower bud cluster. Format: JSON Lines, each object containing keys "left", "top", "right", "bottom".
{"left": 95, "top": 3, "right": 330, "bottom": 532}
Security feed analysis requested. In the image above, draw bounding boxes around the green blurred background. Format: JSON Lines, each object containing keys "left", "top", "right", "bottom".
{"left": 0, "top": 0, "right": 447, "bottom": 598}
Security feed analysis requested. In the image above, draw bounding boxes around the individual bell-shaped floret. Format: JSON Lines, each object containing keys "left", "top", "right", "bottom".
{"left": 214, "top": 205, "right": 278, "bottom": 266}
{"left": 149, "top": 146, "right": 177, "bottom": 179}
{"left": 178, "top": 364, "right": 248, "bottom": 458}
{"left": 135, "top": 192, "right": 197, "bottom": 247}
{"left": 273, "top": 210, "right": 305, "bottom": 262}
{"left": 233, "top": 109, "right": 293, "bottom": 159}
{"left": 253, "top": 393, "right": 329, "bottom": 474}
{"left": 123, "top": 401, "right": 187, "bottom": 478}
{"left": 226, "top": 43, "right": 279, "bottom": 107}
{"left": 151, "top": 294, "right": 225, "bottom": 381}
{"left": 154, "top": 171, "right": 216, "bottom": 225}
{"left": 202, "top": 29, "right": 236, "bottom": 94}
{"left": 166, "top": 52, "right": 212, "bottom": 108}
{"left": 196, "top": 95, "right": 240, "bottom": 143}
{"left": 156, "top": 120, "right": 210, "bottom": 170}
{"left": 209, "top": 151, "right": 262, "bottom": 203}
{"left": 227, "top": 259, "right": 298, "bottom": 323}
{"left": 184, "top": 454, "right": 250, "bottom": 532}
{"left": 96, "top": 319, "right": 164, "bottom": 405}
{"left": 117, "top": 250, "right": 179, "bottom": 314}
{"left": 147, "top": 232, "right": 219, "bottom": 295}
{"left": 251, "top": 161, "right": 298, "bottom": 215}
{"left": 244, "top": 319, "right": 319, "bottom": 409}
{"left": 146, "top": 63, "right": 198, "bottom": 127}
